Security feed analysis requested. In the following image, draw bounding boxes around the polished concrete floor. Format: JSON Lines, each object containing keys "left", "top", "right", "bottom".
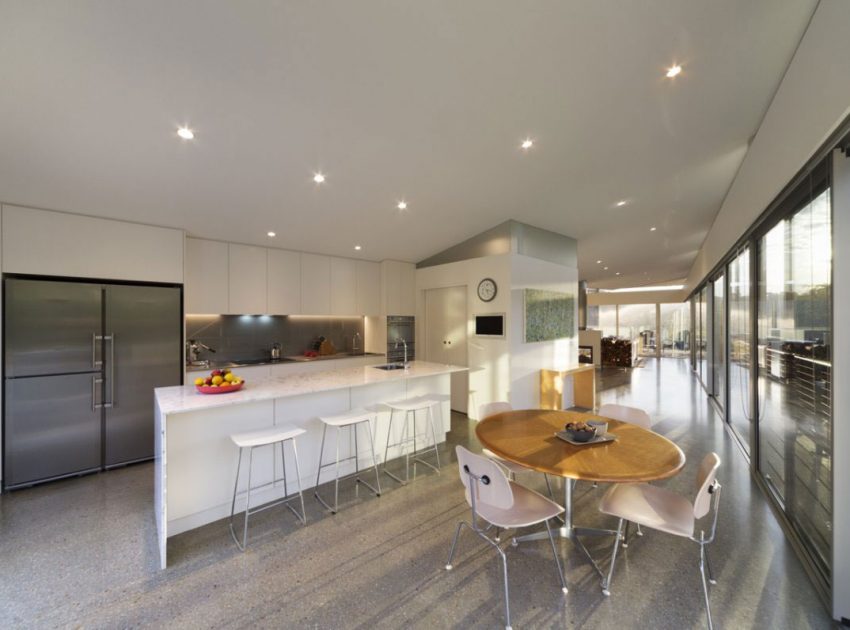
{"left": 0, "top": 359, "right": 835, "bottom": 628}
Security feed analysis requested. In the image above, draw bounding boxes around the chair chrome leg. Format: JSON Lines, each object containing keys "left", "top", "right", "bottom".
{"left": 498, "top": 546, "right": 512, "bottom": 630}
{"left": 636, "top": 523, "right": 643, "bottom": 537}
{"left": 445, "top": 520, "right": 467, "bottom": 570}
{"left": 602, "top": 518, "right": 625, "bottom": 596}
{"left": 704, "top": 542, "right": 716, "bottom": 585}
{"left": 383, "top": 408, "right": 395, "bottom": 476}
{"left": 544, "top": 474, "right": 555, "bottom": 501}
{"left": 699, "top": 538, "right": 714, "bottom": 630}
{"left": 544, "top": 518, "right": 568, "bottom": 594}
{"left": 622, "top": 520, "right": 631, "bottom": 548}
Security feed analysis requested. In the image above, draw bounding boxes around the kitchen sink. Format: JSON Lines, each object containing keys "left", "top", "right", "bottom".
{"left": 372, "top": 363, "right": 408, "bottom": 371}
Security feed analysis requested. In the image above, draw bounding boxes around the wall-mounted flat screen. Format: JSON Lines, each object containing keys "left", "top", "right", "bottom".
{"left": 475, "top": 314, "right": 505, "bottom": 337}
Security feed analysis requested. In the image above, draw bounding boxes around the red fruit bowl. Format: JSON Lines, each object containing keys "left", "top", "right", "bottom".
{"left": 196, "top": 381, "right": 246, "bottom": 395}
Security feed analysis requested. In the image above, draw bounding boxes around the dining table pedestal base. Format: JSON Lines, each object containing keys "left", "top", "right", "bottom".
{"left": 511, "top": 476, "right": 619, "bottom": 590}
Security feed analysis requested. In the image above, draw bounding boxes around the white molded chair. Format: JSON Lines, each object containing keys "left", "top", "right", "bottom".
{"left": 597, "top": 403, "right": 652, "bottom": 429}
{"left": 599, "top": 452, "right": 722, "bottom": 629}
{"left": 446, "top": 446, "right": 567, "bottom": 630}
{"left": 596, "top": 403, "right": 653, "bottom": 541}
{"left": 478, "top": 402, "right": 554, "bottom": 502}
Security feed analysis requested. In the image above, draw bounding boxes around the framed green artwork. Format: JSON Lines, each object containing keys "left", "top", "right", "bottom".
{"left": 524, "top": 288, "right": 575, "bottom": 342}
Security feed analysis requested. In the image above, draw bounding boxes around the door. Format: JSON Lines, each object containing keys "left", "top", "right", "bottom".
{"left": 104, "top": 284, "right": 182, "bottom": 466}
{"left": 4, "top": 373, "right": 102, "bottom": 488}
{"left": 4, "top": 278, "right": 103, "bottom": 377}
{"left": 425, "top": 286, "right": 468, "bottom": 413}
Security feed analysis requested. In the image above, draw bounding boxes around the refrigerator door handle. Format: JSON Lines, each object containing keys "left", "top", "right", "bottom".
{"left": 105, "top": 333, "right": 115, "bottom": 407}
{"left": 92, "top": 376, "right": 104, "bottom": 410}
{"left": 92, "top": 333, "right": 103, "bottom": 367}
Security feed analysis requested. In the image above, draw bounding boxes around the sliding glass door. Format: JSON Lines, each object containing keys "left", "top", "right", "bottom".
{"left": 757, "top": 184, "right": 832, "bottom": 581}
{"left": 727, "top": 248, "right": 752, "bottom": 452}
{"left": 712, "top": 275, "right": 726, "bottom": 409}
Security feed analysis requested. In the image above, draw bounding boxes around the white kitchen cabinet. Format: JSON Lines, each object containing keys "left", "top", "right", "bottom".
{"left": 356, "top": 260, "right": 381, "bottom": 316}
{"left": 227, "top": 244, "right": 267, "bottom": 314}
{"left": 381, "top": 260, "right": 416, "bottom": 316}
{"left": 330, "top": 257, "right": 357, "bottom": 315}
{"left": 301, "top": 253, "right": 331, "bottom": 314}
{"left": 267, "top": 249, "right": 301, "bottom": 314}
{"left": 270, "top": 355, "right": 385, "bottom": 378}
{"left": 185, "top": 238, "right": 229, "bottom": 314}
{"left": 2, "top": 205, "right": 184, "bottom": 284}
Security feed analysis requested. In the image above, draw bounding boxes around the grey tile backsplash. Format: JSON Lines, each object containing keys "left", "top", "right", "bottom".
{"left": 186, "top": 315, "right": 365, "bottom": 361}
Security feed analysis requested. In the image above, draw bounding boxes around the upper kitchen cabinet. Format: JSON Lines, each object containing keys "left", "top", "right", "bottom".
{"left": 2, "top": 205, "right": 184, "bottom": 284}
{"left": 227, "top": 244, "right": 267, "bottom": 314}
{"left": 381, "top": 260, "right": 416, "bottom": 316}
{"left": 267, "top": 249, "right": 301, "bottom": 314}
{"left": 301, "top": 253, "right": 331, "bottom": 314}
{"left": 185, "top": 238, "right": 229, "bottom": 314}
{"left": 356, "top": 260, "right": 381, "bottom": 316}
{"left": 330, "top": 257, "right": 357, "bottom": 315}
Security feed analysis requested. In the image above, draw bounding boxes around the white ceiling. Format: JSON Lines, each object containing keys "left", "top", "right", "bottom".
{"left": 0, "top": 1, "right": 817, "bottom": 288}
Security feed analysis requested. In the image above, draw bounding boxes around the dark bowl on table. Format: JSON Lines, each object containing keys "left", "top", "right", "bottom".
{"left": 565, "top": 425, "right": 597, "bottom": 442}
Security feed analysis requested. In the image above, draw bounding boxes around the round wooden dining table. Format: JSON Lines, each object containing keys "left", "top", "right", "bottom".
{"left": 476, "top": 408, "right": 685, "bottom": 580}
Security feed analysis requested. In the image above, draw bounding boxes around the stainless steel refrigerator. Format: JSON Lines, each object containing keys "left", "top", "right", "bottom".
{"left": 3, "top": 278, "right": 182, "bottom": 489}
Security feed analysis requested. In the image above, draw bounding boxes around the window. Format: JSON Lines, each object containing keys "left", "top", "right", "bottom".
{"left": 712, "top": 275, "right": 725, "bottom": 408}
{"left": 757, "top": 185, "right": 832, "bottom": 580}
{"left": 660, "top": 303, "right": 690, "bottom": 358}
{"left": 727, "top": 248, "right": 751, "bottom": 451}
{"left": 597, "top": 305, "right": 617, "bottom": 338}
{"left": 617, "top": 304, "right": 657, "bottom": 357}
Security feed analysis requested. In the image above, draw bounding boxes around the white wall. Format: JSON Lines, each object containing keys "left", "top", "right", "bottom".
{"left": 2, "top": 205, "right": 184, "bottom": 284}
{"left": 832, "top": 148, "right": 850, "bottom": 621}
{"left": 416, "top": 254, "right": 511, "bottom": 419}
{"left": 509, "top": 254, "right": 578, "bottom": 409}
{"left": 685, "top": 0, "right": 850, "bottom": 293}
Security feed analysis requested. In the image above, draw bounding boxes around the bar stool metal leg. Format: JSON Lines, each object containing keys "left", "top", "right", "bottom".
{"left": 229, "top": 447, "right": 244, "bottom": 545}
{"left": 289, "top": 438, "right": 307, "bottom": 524}
{"left": 365, "top": 418, "right": 382, "bottom": 496}
{"left": 229, "top": 446, "right": 255, "bottom": 552}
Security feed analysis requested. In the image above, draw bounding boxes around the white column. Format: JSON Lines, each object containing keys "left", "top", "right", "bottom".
{"left": 832, "top": 148, "right": 850, "bottom": 621}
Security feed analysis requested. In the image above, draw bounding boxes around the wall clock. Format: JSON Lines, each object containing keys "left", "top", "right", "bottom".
{"left": 477, "top": 278, "right": 497, "bottom": 302}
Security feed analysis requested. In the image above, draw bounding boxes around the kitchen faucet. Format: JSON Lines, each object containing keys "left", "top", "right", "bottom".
{"left": 186, "top": 339, "right": 216, "bottom": 365}
{"left": 395, "top": 337, "right": 409, "bottom": 368}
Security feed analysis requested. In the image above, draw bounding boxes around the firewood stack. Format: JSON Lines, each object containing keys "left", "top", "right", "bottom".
{"left": 601, "top": 336, "right": 633, "bottom": 368}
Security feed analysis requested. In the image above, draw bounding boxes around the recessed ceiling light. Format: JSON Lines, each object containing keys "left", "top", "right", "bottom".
{"left": 666, "top": 64, "right": 682, "bottom": 78}
{"left": 267, "top": 231, "right": 276, "bottom": 237}
{"left": 615, "top": 200, "right": 628, "bottom": 207}
{"left": 604, "top": 267, "right": 609, "bottom": 270}
{"left": 177, "top": 126, "right": 194, "bottom": 140}
{"left": 650, "top": 226, "right": 657, "bottom": 232}
{"left": 313, "top": 172, "right": 326, "bottom": 184}
{"left": 616, "top": 272, "right": 621, "bottom": 276}
{"left": 354, "top": 245, "right": 362, "bottom": 251}
{"left": 521, "top": 138, "right": 534, "bottom": 150}
{"left": 596, "top": 260, "right": 602, "bottom": 264}
{"left": 397, "top": 200, "right": 408, "bottom": 210}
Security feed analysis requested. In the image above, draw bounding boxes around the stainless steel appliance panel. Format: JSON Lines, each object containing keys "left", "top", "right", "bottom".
{"left": 103, "top": 284, "right": 181, "bottom": 466}
{"left": 4, "top": 373, "right": 102, "bottom": 488}
{"left": 4, "top": 279, "right": 103, "bottom": 377}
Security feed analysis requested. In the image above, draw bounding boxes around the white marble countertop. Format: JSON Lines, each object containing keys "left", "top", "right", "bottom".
{"left": 156, "top": 360, "right": 467, "bottom": 415}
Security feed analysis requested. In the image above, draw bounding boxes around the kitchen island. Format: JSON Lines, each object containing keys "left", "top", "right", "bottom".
{"left": 154, "top": 360, "right": 466, "bottom": 568}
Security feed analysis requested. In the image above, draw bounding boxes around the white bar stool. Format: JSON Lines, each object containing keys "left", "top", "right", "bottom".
{"left": 314, "top": 408, "right": 382, "bottom": 514}
{"left": 229, "top": 424, "right": 307, "bottom": 551}
{"left": 383, "top": 396, "right": 442, "bottom": 484}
